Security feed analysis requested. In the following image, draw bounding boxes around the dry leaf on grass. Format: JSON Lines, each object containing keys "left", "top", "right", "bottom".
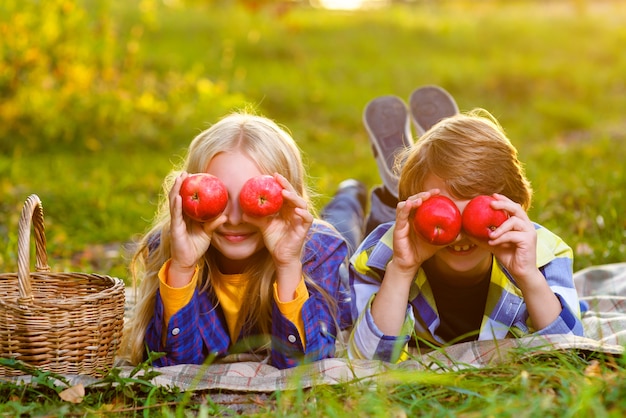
{"left": 59, "top": 384, "right": 85, "bottom": 404}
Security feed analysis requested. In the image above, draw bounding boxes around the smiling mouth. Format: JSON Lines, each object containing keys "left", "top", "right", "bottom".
{"left": 219, "top": 231, "right": 253, "bottom": 242}
{"left": 449, "top": 244, "right": 475, "bottom": 252}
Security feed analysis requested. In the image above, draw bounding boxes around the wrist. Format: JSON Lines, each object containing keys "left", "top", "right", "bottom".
{"left": 167, "top": 259, "right": 197, "bottom": 287}
{"left": 516, "top": 268, "right": 547, "bottom": 293}
{"left": 274, "top": 262, "right": 303, "bottom": 302}
{"left": 386, "top": 259, "right": 420, "bottom": 283}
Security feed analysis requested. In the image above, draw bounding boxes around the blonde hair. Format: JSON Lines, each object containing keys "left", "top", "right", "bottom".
{"left": 398, "top": 109, "right": 532, "bottom": 209}
{"left": 121, "top": 112, "right": 337, "bottom": 365}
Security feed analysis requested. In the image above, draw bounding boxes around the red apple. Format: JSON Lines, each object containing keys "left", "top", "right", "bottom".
{"left": 413, "top": 195, "right": 462, "bottom": 245}
{"left": 239, "top": 175, "right": 284, "bottom": 217}
{"left": 462, "top": 195, "right": 509, "bottom": 240}
{"left": 179, "top": 173, "right": 228, "bottom": 222}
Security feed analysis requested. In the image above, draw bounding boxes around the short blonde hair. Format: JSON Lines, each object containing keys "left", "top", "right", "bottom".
{"left": 398, "top": 109, "right": 532, "bottom": 210}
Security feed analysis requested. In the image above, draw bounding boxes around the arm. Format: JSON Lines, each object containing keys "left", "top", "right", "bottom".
{"left": 143, "top": 172, "right": 230, "bottom": 365}
{"left": 532, "top": 228, "right": 583, "bottom": 335}
{"left": 167, "top": 172, "right": 227, "bottom": 288}
{"left": 487, "top": 195, "right": 582, "bottom": 335}
{"left": 347, "top": 224, "right": 416, "bottom": 362}
{"left": 370, "top": 192, "right": 440, "bottom": 335}
{"left": 270, "top": 222, "right": 349, "bottom": 369}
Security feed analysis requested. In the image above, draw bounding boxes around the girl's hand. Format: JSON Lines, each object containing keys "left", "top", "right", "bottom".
{"left": 168, "top": 172, "right": 226, "bottom": 286}
{"left": 482, "top": 193, "right": 538, "bottom": 283}
{"left": 249, "top": 173, "right": 313, "bottom": 268}
{"left": 245, "top": 173, "right": 312, "bottom": 302}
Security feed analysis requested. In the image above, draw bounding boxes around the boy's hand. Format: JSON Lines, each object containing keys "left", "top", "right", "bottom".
{"left": 393, "top": 189, "right": 446, "bottom": 274}
{"left": 483, "top": 193, "right": 538, "bottom": 282}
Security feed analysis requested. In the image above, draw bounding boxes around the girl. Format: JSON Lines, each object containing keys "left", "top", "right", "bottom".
{"left": 348, "top": 109, "right": 584, "bottom": 362}
{"left": 122, "top": 112, "right": 349, "bottom": 369}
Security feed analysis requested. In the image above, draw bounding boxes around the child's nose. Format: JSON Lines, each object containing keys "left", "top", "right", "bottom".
{"left": 224, "top": 198, "right": 244, "bottom": 225}
{"left": 451, "top": 229, "right": 465, "bottom": 244}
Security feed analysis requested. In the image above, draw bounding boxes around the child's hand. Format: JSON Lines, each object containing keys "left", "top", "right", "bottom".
{"left": 168, "top": 172, "right": 226, "bottom": 286}
{"left": 484, "top": 194, "right": 564, "bottom": 330}
{"left": 370, "top": 189, "right": 445, "bottom": 337}
{"left": 483, "top": 193, "right": 538, "bottom": 282}
{"left": 245, "top": 173, "right": 312, "bottom": 302}
{"left": 392, "top": 190, "right": 443, "bottom": 273}
{"left": 249, "top": 173, "right": 313, "bottom": 267}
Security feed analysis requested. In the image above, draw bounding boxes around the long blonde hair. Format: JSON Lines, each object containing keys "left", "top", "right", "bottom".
{"left": 398, "top": 109, "right": 533, "bottom": 209}
{"left": 120, "top": 112, "right": 337, "bottom": 365}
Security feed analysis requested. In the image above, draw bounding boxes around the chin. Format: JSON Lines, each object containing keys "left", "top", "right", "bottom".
{"left": 433, "top": 249, "right": 492, "bottom": 276}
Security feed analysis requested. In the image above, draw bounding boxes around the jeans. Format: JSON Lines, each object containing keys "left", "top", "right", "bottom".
{"left": 321, "top": 184, "right": 397, "bottom": 257}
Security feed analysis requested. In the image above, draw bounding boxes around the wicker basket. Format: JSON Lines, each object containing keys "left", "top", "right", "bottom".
{"left": 0, "top": 194, "right": 125, "bottom": 377}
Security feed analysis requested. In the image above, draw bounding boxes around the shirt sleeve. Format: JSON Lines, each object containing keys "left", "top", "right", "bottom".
{"left": 347, "top": 223, "right": 416, "bottom": 362}
{"left": 348, "top": 293, "right": 413, "bottom": 363}
{"left": 273, "top": 278, "right": 309, "bottom": 349}
{"left": 270, "top": 221, "right": 349, "bottom": 369}
{"left": 532, "top": 225, "right": 584, "bottom": 336}
{"left": 158, "top": 259, "right": 198, "bottom": 326}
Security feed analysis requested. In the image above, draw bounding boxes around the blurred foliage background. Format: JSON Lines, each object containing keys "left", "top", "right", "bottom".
{"left": 1, "top": 0, "right": 625, "bottom": 281}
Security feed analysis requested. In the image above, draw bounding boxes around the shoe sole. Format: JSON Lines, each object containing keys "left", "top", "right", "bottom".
{"left": 409, "top": 85, "right": 459, "bottom": 136}
{"left": 363, "top": 95, "right": 412, "bottom": 198}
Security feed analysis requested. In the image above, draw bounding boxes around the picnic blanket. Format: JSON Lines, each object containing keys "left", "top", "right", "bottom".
{"left": 5, "top": 263, "right": 626, "bottom": 392}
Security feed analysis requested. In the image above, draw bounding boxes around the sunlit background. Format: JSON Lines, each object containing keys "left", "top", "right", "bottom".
{"left": 310, "top": 0, "right": 390, "bottom": 9}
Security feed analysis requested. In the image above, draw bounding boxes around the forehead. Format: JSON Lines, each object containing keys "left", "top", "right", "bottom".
{"left": 205, "top": 151, "right": 262, "bottom": 181}
{"left": 422, "top": 173, "right": 448, "bottom": 193}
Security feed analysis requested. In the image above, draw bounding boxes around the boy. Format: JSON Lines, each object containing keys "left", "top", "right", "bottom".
{"left": 348, "top": 109, "right": 583, "bottom": 362}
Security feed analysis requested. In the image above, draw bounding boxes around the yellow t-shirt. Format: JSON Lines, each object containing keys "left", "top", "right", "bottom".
{"left": 211, "top": 270, "right": 248, "bottom": 343}
{"left": 158, "top": 260, "right": 309, "bottom": 347}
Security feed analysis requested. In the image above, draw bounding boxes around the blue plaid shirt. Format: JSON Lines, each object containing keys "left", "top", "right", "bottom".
{"left": 349, "top": 222, "right": 583, "bottom": 362}
{"left": 144, "top": 220, "right": 350, "bottom": 369}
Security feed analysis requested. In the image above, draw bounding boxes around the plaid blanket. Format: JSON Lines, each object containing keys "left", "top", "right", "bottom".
{"left": 6, "top": 263, "right": 626, "bottom": 392}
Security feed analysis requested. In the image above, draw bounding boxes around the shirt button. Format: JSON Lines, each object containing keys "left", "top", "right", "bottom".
{"left": 171, "top": 328, "right": 180, "bottom": 336}
{"left": 288, "top": 334, "right": 296, "bottom": 343}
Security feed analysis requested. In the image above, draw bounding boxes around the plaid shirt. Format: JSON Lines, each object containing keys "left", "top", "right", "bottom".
{"left": 348, "top": 222, "right": 583, "bottom": 362}
{"left": 144, "top": 220, "right": 350, "bottom": 369}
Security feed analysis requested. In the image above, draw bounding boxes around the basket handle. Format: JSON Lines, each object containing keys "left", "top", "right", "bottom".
{"left": 17, "top": 194, "right": 50, "bottom": 301}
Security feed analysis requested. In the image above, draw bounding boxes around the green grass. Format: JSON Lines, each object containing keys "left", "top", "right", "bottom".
{"left": 1, "top": 0, "right": 626, "bottom": 415}
{"left": 1, "top": 350, "right": 625, "bottom": 416}
{"left": 2, "top": 0, "right": 625, "bottom": 276}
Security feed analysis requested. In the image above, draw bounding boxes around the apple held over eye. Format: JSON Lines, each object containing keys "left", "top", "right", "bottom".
{"left": 413, "top": 195, "right": 462, "bottom": 245}
{"left": 239, "top": 175, "right": 284, "bottom": 217}
{"left": 462, "top": 195, "right": 509, "bottom": 240}
{"left": 179, "top": 173, "right": 228, "bottom": 222}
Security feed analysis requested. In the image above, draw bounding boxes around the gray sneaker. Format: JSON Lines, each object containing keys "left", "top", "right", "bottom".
{"left": 409, "top": 85, "right": 459, "bottom": 136}
{"left": 363, "top": 95, "right": 412, "bottom": 199}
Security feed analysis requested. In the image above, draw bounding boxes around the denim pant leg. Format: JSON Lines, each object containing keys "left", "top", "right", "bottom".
{"left": 320, "top": 191, "right": 365, "bottom": 257}
{"left": 320, "top": 189, "right": 367, "bottom": 330}
{"left": 364, "top": 185, "right": 398, "bottom": 236}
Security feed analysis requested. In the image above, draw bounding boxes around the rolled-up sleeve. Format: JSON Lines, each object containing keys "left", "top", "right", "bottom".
{"left": 349, "top": 294, "right": 413, "bottom": 362}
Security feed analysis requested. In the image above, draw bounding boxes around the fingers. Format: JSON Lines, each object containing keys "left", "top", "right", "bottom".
{"left": 486, "top": 195, "right": 535, "bottom": 249}
{"left": 491, "top": 193, "right": 529, "bottom": 221}
{"left": 201, "top": 213, "right": 228, "bottom": 234}
{"left": 169, "top": 172, "right": 187, "bottom": 226}
{"left": 274, "top": 173, "right": 306, "bottom": 206}
{"left": 396, "top": 189, "right": 440, "bottom": 228}
{"left": 274, "top": 172, "right": 310, "bottom": 214}
{"left": 242, "top": 173, "right": 312, "bottom": 230}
